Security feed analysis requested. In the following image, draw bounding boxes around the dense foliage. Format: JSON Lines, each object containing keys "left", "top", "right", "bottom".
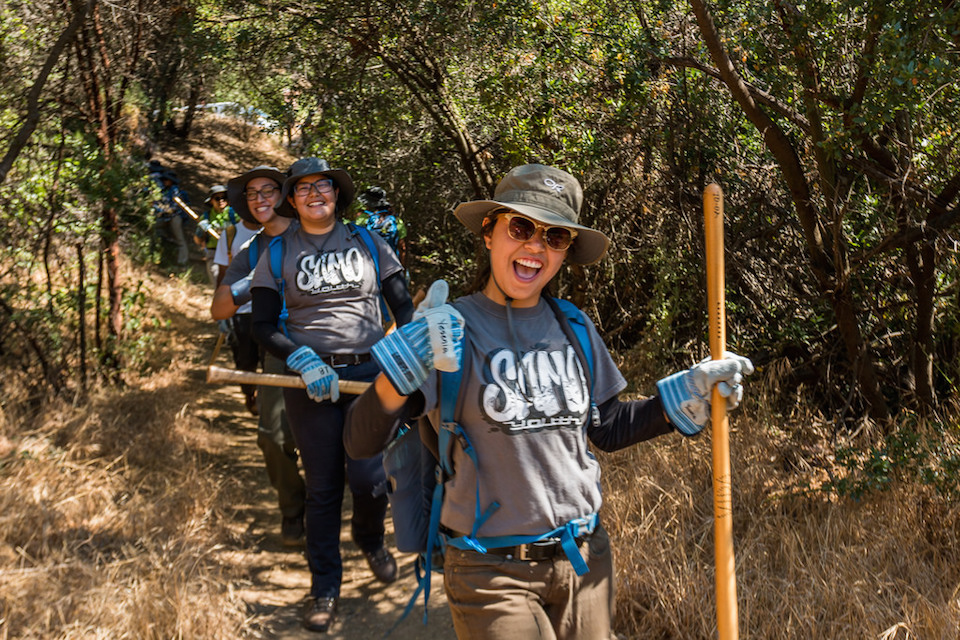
{"left": 1, "top": 0, "right": 957, "bottom": 437}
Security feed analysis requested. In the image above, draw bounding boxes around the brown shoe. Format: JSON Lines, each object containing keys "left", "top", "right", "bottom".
{"left": 302, "top": 596, "right": 337, "bottom": 632}
{"left": 363, "top": 546, "right": 398, "bottom": 584}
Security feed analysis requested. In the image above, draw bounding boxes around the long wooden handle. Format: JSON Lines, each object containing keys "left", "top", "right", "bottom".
{"left": 704, "top": 183, "right": 738, "bottom": 640}
{"left": 206, "top": 365, "right": 371, "bottom": 395}
{"left": 173, "top": 195, "right": 220, "bottom": 240}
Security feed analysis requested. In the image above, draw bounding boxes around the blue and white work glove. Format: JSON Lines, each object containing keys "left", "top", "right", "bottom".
{"left": 656, "top": 351, "right": 754, "bottom": 436}
{"left": 371, "top": 279, "right": 464, "bottom": 395}
{"left": 229, "top": 272, "right": 254, "bottom": 306}
{"left": 287, "top": 345, "right": 340, "bottom": 403}
{"left": 197, "top": 219, "right": 212, "bottom": 236}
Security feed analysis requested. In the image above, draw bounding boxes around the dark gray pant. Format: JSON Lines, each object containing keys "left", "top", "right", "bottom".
{"left": 283, "top": 359, "right": 387, "bottom": 598}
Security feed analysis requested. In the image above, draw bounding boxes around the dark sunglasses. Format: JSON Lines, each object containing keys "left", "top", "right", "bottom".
{"left": 212, "top": 195, "right": 228, "bottom": 202}
{"left": 501, "top": 213, "right": 577, "bottom": 252}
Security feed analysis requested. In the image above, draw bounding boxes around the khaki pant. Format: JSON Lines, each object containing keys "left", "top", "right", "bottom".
{"left": 443, "top": 524, "right": 615, "bottom": 640}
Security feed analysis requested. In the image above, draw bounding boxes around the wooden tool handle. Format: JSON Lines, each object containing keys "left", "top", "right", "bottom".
{"left": 206, "top": 365, "right": 371, "bottom": 395}
{"left": 704, "top": 182, "right": 739, "bottom": 640}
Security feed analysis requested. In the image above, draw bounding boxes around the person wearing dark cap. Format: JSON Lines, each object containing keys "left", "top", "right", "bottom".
{"left": 344, "top": 164, "right": 754, "bottom": 639}
{"left": 211, "top": 165, "right": 307, "bottom": 547}
{"left": 194, "top": 185, "right": 237, "bottom": 285}
{"left": 250, "top": 158, "right": 415, "bottom": 633}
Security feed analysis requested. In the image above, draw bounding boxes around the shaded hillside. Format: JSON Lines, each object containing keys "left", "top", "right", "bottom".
{"left": 152, "top": 114, "right": 298, "bottom": 205}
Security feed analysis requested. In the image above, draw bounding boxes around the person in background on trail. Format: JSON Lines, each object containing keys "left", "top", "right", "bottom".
{"left": 195, "top": 185, "right": 237, "bottom": 285}
{"left": 250, "top": 157, "right": 415, "bottom": 634}
{"left": 355, "top": 186, "right": 407, "bottom": 268}
{"left": 212, "top": 177, "right": 264, "bottom": 417}
{"left": 152, "top": 169, "right": 191, "bottom": 266}
{"left": 343, "top": 164, "right": 754, "bottom": 640}
{"left": 210, "top": 165, "right": 307, "bottom": 549}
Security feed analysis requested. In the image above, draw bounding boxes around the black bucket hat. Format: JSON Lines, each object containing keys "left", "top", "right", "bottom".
{"left": 453, "top": 164, "right": 610, "bottom": 265}
{"left": 204, "top": 184, "right": 228, "bottom": 205}
{"left": 226, "top": 166, "right": 285, "bottom": 223}
{"left": 277, "top": 157, "right": 355, "bottom": 218}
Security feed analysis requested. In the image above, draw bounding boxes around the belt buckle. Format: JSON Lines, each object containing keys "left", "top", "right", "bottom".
{"left": 328, "top": 354, "right": 352, "bottom": 368}
{"left": 517, "top": 539, "right": 558, "bottom": 562}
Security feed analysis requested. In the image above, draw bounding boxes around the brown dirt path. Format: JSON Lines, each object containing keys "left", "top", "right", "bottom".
{"left": 179, "top": 281, "right": 456, "bottom": 639}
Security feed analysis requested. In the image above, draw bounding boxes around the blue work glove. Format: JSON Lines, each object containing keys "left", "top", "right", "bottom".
{"left": 217, "top": 319, "right": 233, "bottom": 335}
{"left": 229, "top": 272, "right": 253, "bottom": 306}
{"left": 656, "top": 351, "right": 754, "bottom": 436}
{"left": 371, "top": 279, "right": 464, "bottom": 395}
{"left": 287, "top": 345, "right": 340, "bottom": 403}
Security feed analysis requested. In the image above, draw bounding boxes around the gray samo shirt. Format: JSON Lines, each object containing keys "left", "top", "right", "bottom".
{"left": 251, "top": 221, "right": 402, "bottom": 354}
{"left": 421, "top": 292, "right": 627, "bottom": 538}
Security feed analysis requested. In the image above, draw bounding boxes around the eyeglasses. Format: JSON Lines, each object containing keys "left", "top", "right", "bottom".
{"left": 501, "top": 213, "right": 577, "bottom": 252}
{"left": 294, "top": 179, "right": 335, "bottom": 197}
{"left": 212, "top": 195, "right": 228, "bottom": 202}
{"left": 244, "top": 185, "right": 279, "bottom": 201}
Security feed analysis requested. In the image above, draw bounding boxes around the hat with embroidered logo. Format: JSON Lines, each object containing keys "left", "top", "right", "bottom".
{"left": 453, "top": 164, "right": 610, "bottom": 265}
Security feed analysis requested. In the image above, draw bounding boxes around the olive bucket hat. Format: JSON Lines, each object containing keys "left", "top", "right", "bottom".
{"left": 277, "top": 157, "right": 355, "bottom": 218}
{"left": 453, "top": 164, "right": 610, "bottom": 265}
{"left": 226, "top": 165, "right": 286, "bottom": 223}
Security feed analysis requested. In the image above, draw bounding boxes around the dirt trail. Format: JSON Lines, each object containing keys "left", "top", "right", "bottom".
{"left": 178, "top": 282, "right": 455, "bottom": 639}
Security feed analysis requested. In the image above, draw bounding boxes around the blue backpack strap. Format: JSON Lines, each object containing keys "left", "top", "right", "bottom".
{"left": 267, "top": 235, "right": 289, "bottom": 338}
{"left": 347, "top": 222, "right": 392, "bottom": 324}
{"left": 547, "top": 297, "right": 594, "bottom": 386}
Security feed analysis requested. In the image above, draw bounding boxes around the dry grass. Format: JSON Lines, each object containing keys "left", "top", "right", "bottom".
{"left": 602, "top": 406, "right": 960, "bottom": 639}
{"left": 0, "top": 267, "right": 252, "bottom": 640}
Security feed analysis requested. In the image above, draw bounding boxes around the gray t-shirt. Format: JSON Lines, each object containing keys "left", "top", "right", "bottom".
{"left": 421, "top": 292, "right": 627, "bottom": 538}
{"left": 251, "top": 221, "right": 403, "bottom": 354}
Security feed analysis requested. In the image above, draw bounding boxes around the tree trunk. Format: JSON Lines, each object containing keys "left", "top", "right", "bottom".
{"left": 0, "top": 0, "right": 96, "bottom": 185}
{"left": 77, "top": 243, "right": 88, "bottom": 395}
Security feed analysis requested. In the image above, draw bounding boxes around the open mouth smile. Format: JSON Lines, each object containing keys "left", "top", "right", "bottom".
{"left": 513, "top": 257, "right": 543, "bottom": 282}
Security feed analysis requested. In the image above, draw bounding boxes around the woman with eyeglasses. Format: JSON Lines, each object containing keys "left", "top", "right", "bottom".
{"left": 250, "top": 158, "right": 414, "bottom": 633}
{"left": 211, "top": 165, "right": 306, "bottom": 547}
{"left": 344, "top": 164, "right": 753, "bottom": 639}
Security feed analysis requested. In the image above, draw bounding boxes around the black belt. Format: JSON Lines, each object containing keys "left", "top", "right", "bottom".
{"left": 321, "top": 353, "right": 371, "bottom": 368}
{"left": 479, "top": 536, "right": 588, "bottom": 562}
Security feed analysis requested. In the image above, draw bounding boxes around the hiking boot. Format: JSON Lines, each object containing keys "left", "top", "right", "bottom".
{"left": 363, "top": 545, "right": 398, "bottom": 584}
{"left": 281, "top": 514, "right": 305, "bottom": 547}
{"left": 302, "top": 596, "right": 337, "bottom": 632}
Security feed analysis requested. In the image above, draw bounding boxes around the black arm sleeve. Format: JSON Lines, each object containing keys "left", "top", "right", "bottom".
{"left": 344, "top": 387, "right": 426, "bottom": 458}
{"left": 382, "top": 272, "right": 414, "bottom": 327}
{"left": 251, "top": 287, "right": 299, "bottom": 361}
{"left": 587, "top": 395, "right": 675, "bottom": 452}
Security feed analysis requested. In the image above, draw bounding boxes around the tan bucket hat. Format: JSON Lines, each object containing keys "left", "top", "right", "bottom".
{"left": 453, "top": 164, "right": 610, "bottom": 265}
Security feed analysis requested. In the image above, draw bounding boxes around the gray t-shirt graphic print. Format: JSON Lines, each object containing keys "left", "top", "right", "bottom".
{"left": 421, "top": 292, "right": 627, "bottom": 539}
{"left": 251, "top": 221, "right": 402, "bottom": 355}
